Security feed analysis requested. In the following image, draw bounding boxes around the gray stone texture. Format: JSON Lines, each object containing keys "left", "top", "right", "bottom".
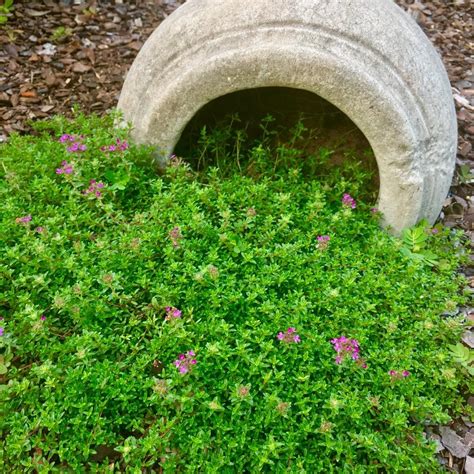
{"left": 118, "top": 0, "right": 457, "bottom": 234}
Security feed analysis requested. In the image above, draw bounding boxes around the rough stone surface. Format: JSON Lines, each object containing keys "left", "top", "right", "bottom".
{"left": 466, "top": 456, "right": 474, "bottom": 474}
{"left": 118, "top": 0, "right": 457, "bottom": 234}
{"left": 439, "top": 426, "right": 471, "bottom": 459}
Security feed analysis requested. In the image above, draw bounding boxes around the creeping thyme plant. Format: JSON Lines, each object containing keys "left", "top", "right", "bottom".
{"left": 0, "top": 112, "right": 472, "bottom": 472}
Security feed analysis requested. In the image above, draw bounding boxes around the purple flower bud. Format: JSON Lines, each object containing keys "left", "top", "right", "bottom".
{"left": 342, "top": 193, "right": 356, "bottom": 209}
{"left": 59, "top": 134, "right": 73, "bottom": 143}
{"left": 277, "top": 328, "right": 301, "bottom": 344}
{"left": 16, "top": 214, "right": 32, "bottom": 224}
{"left": 175, "top": 350, "right": 197, "bottom": 374}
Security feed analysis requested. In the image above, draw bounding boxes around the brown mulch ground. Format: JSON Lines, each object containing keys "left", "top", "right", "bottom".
{"left": 0, "top": 0, "right": 473, "bottom": 471}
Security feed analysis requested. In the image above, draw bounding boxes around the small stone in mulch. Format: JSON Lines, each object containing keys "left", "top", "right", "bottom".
{"left": 439, "top": 426, "right": 471, "bottom": 459}
{"left": 462, "top": 330, "right": 474, "bottom": 348}
{"left": 466, "top": 455, "right": 474, "bottom": 474}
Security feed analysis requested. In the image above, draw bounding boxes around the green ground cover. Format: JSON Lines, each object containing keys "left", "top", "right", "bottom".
{"left": 0, "top": 113, "right": 471, "bottom": 472}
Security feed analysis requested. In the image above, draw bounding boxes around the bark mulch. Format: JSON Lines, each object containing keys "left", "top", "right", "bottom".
{"left": 0, "top": 0, "right": 473, "bottom": 471}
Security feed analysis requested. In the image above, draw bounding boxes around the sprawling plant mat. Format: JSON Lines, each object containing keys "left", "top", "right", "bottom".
{"left": 0, "top": 114, "right": 471, "bottom": 472}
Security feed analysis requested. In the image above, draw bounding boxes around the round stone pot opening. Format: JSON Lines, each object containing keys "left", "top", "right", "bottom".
{"left": 118, "top": 0, "right": 457, "bottom": 234}
{"left": 174, "top": 86, "right": 379, "bottom": 190}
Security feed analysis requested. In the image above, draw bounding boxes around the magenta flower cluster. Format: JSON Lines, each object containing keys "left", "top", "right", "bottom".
{"left": 165, "top": 306, "right": 182, "bottom": 320}
{"left": 277, "top": 327, "right": 301, "bottom": 344}
{"left": 174, "top": 350, "right": 197, "bottom": 374}
{"left": 317, "top": 235, "right": 330, "bottom": 250}
{"left": 169, "top": 226, "right": 182, "bottom": 248}
{"left": 342, "top": 193, "right": 356, "bottom": 209}
{"left": 100, "top": 138, "right": 129, "bottom": 153}
{"left": 0, "top": 327, "right": 4, "bottom": 337}
{"left": 59, "top": 134, "right": 74, "bottom": 143}
{"left": 389, "top": 370, "right": 410, "bottom": 379}
{"left": 331, "top": 336, "right": 361, "bottom": 365}
{"left": 56, "top": 160, "right": 74, "bottom": 175}
{"left": 83, "top": 179, "right": 105, "bottom": 198}
{"left": 16, "top": 214, "right": 32, "bottom": 225}
{"left": 59, "top": 134, "right": 87, "bottom": 153}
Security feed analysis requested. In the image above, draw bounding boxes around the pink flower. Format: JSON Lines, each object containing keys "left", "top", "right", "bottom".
{"left": 331, "top": 336, "right": 361, "bottom": 365}
{"left": 165, "top": 306, "right": 182, "bottom": 320}
{"left": 342, "top": 193, "right": 356, "bottom": 209}
{"left": 100, "top": 138, "right": 129, "bottom": 154}
{"left": 169, "top": 226, "right": 183, "bottom": 248}
{"left": 389, "top": 370, "right": 411, "bottom": 380}
{"left": 16, "top": 214, "right": 32, "bottom": 224}
{"left": 67, "top": 142, "right": 87, "bottom": 153}
{"left": 59, "top": 134, "right": 86, "bottom": 152}
{"left": 83, "top": 180, "right": 105, "bottom": 198}
{"left": 0, "top": 327, "right": 4, "bottom": 336}
{"left": 116, "top": 139, "right": 129, "bottom": 151}
{"left": 317, "top": 235, "right": 330, "bottom": 250}
{"left": 40, "top": 315, "right": 46, "bottom": 321}
{"left": 174, "top": 351, "right": 197, "bottom": 374}
{"left": 56, "top": 160, "right": 74, "bottom": 175}
{"left": 35, "top": 226, "right": 44, "bottom": 233}
{"left": 59, "top": 134, "right": 75, "bottom": 143}
{"left": 277, "top": 327, "right": 301, "bottom": 344}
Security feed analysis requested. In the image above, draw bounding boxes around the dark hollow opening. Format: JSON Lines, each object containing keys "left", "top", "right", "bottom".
{"left": 175, "top": 87, "right": 379, "bottom": 190}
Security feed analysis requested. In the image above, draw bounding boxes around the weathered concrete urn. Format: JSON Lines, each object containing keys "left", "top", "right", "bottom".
{"left": 118, "top": 0, "right": 457, "bottom": 234}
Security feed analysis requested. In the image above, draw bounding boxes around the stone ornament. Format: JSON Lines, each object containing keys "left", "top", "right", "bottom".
{"left": 118, "top": 0, "right": 457, "bottom": 234}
